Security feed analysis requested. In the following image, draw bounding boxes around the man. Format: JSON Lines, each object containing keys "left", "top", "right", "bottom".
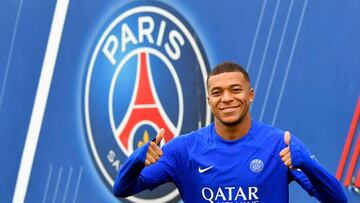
{"left": 113, "top": 62, "right": 347, "bottom": 202}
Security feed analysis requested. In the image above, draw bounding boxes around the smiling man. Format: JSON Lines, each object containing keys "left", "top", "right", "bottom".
{"left": 206, "top": 65, "right": 254, "bottom": 141}
{"left": 113, "top": 62, "right": 347, "bottom": 203}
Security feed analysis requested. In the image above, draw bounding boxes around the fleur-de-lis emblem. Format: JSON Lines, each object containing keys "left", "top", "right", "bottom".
{"left": 137, "top": 130, "right": 150, "bottom": 148}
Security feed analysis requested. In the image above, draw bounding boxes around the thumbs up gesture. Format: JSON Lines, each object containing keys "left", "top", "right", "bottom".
{"left": 279, "top": 131, "right": 293, "bottom": 168}
{"left": 144, "top": 128, "right": 164, "bottom": 166}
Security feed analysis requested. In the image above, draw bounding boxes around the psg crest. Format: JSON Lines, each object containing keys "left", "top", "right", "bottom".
{"left": 83, "top": 1, "right": 210, "bottom": 202}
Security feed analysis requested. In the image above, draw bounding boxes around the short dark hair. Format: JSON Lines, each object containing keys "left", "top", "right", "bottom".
{"left": 207, "top": 62, "right": 250, "bottom": 87}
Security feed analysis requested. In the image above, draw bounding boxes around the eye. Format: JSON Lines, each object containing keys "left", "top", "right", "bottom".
{"left": 211, "top": 91, "right": 221, "bottom": 96}
{"left": 233, "top": 88, "right": 242, "bottom": 93}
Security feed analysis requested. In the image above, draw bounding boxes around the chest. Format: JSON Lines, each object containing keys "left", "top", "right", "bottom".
{"left": 178, "top": 145, "right": 289, "bottom": 202}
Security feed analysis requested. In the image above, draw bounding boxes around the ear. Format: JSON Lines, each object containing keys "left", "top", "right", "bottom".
{"left": 249, "top": 88, "right": 255, "bottom": 103}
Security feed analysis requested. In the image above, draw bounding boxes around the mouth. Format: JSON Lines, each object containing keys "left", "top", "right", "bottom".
{"left": 219, "top": 105, "right": 240, "bottom": 113}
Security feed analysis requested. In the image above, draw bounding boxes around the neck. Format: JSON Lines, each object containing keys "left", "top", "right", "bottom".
{"left": 215, "top": 113, "right": 252, "bottom": 141}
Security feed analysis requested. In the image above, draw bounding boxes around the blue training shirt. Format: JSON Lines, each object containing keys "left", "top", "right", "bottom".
{"left": 113, "top": 120, "right": 347, "bottom": 203}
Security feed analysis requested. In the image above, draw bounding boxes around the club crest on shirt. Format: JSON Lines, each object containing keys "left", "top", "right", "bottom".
{"left": 83, "top": 1, "right": 210, "bottom": 202}
{"left": 250, "top": 159, "right": 264, "bottom": 173}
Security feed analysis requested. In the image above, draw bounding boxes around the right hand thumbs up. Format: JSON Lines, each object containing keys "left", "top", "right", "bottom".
{"left": 144, "top": 128, "right": 164, "bottom": 166}
{"left": 154, "top": 128, "right": 165, "bottom": 145}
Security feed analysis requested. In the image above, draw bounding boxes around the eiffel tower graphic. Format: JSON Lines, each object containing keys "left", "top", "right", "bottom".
{"left": 115, "top": 52, "right": 178, "bottom": 155}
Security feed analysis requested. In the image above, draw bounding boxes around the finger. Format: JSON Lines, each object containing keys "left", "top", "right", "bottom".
{"left": 146, "top": 154, "right": 156, "bottom": 164}
{"left": 151, "top": 143, "right": 163, "bottom": 156}
{"left": 285, "top": 159, "right": 292, "bottom": 167}
{"left": 149, "top": 142, "right": 163, "bottom": 156}
{"left": 147, "top": 146, "right": 160, "bottom": 161}
{"left": 281, "top": 152, "right": 291, "bottom": 162}
{"left": 284, "top": 131, "right": 291, "bottom": 146}
{"left": 279, "top": 147, "right": 290, "bottom": 156}
{"left": 144, "top": 159, "right": 150, "bottom": 166}
{"left": 155, "top": 128, "right": 165, "bottom": 145}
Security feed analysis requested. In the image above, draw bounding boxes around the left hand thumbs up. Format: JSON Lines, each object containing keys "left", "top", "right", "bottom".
{"left": 279, "top": 131, "right": 293, "bottom": 168}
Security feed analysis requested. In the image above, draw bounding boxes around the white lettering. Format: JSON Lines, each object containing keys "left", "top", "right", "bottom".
{"left": 112, "top": 160, "right": 120, "bottom": 171}
{"left": 202, "top": 187, "right": 214, "bottom": 203}
{"left": 225, "top": 187, "right": 235, "bottom": 200}
{"left": 215, "top": 187, "right": 226, "bottom": 201}
{"left": 164, "top": 30, "right": 184, "bottom": 60}
{"left": 138, "top": 16, "right": 155, "bottom": 44}
{"left": 121, "top": 23, "right": 137, "bottom": 52}
{"left": 156, "top": 20, "right": 167, "bottom": 46}
{"left": 248, "top": 187, "right": 259, "bottom": 200}
{"left": 107, "top": 150, "right": 120, "bottom": 171}
{"left": 102, "top": 35, "right": 118, "bottom": 65}
{"left": 102, "top": 17, "right": 185, "bottom": 61}
{"left": 235, "top": 187, "right": 247, "bottom": 200}
{"left": 107, "top": 150, "right": 115, "bottom": 162}
{"left": 201, "top": 186, "right": 259, "bottom": 202}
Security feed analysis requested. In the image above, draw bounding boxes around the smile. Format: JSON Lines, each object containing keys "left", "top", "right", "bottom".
{"left": 219, "top": 106, "right": 239, "bottom": 113}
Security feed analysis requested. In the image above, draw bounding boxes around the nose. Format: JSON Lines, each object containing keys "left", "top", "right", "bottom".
{"left": 221, "top": 91, "right": 233, "bottom": 102}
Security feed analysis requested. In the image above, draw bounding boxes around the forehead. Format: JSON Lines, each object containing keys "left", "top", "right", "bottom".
{"left": 207, "top": 72, "right": 249, "bottom": 89}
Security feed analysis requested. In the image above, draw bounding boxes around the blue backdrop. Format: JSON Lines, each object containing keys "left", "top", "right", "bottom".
{"left": 0, "top": 0, "right": 359, "bottom": 202}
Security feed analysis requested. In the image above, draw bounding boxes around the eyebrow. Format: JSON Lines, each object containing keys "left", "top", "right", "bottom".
{"left": 230, "top": 84, "right": 242, "bottom": 88}
{"left": 209, "top": 84, "right": 243, "bottom": 92}
{"left": 209, "top": 87, "right": 220, "bottom": 92}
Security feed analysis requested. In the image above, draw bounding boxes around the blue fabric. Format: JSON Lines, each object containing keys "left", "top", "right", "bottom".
{"left": 289, "top": 136, "right": 347, "bottom": 202}
{"left": 113, "top": 141, "right": 150, "bottom": 197}
{"left": 113, "top": 120, "right": 347, "bottom": 202}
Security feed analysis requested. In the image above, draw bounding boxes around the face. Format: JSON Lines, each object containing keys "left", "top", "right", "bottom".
{"left": 207, "top": 72, "right": 254, "bottom": 126}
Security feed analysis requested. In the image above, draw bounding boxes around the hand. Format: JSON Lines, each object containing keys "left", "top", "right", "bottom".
{"left": 279, "top": 131, "right": 293, "bottom": 169}
{"left": 144, "top": 128, "right": 164, "bottom": 166}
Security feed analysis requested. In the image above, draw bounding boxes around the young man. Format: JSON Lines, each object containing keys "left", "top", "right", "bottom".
{"left": 113, "top": 62, "right": 347, "bottom": 202}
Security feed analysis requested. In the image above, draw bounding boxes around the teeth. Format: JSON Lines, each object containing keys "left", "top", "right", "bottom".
{"left": 222, "top": 107, "right": 237, "bottom": 112}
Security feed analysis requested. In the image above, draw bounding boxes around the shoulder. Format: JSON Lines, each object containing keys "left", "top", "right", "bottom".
{"left": 250, "top": 120, "right": 311, "bottom": 154}
{"left": 163, "top": 124, "right": 213, "bottom": 154}
{"left": 250, "top": 120, "right": 288, "bottom": 154}
{"left": 251, "top": 120, "right": 284, "bottom": 142}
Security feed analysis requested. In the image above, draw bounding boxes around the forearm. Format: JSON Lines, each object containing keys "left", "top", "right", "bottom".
{"left": 291, "top": 145, "right": 347, "bottom": 202}
{"left": 113, "top": 142, "right": 149, "bottom": 197}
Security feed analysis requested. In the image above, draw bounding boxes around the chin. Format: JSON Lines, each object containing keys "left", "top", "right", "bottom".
{"left": 219, "top": 117, "right": 243, "bottom": 126}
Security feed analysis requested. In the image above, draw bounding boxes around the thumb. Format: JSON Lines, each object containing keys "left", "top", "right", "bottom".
{"left": 284, "top": 131, "right": 291, "bottom": 146}
{"left": 154, "top": 128, "right": 165, "bottom": 145}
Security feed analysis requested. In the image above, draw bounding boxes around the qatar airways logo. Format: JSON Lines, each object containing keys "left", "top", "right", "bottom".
{"left": 202, "top": 186, "right": 260, "bottom": 203}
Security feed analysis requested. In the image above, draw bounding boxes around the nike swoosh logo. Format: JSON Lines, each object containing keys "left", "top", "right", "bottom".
{"left": 198, "top": 166, "right": 214, "bottom": 173}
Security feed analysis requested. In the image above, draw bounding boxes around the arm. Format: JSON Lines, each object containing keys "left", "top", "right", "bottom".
{"left": 113, "top": 141, "right": 150, "bottom": 197}
{"left": 280, "top": 131, "right": 347, "bottom": 203}
{"left": 113, "top": 129, "right": 166, "bottom": 197}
